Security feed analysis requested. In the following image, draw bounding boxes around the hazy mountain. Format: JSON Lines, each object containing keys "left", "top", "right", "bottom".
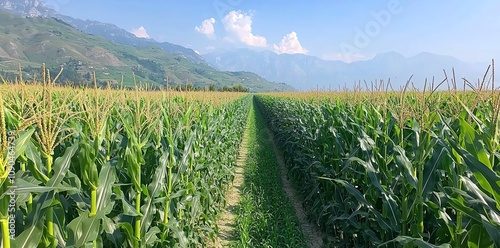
{"left": 204, "top": 49, "right": 489, "bottom": 90}
{"left": 0, "top": 0, "right": 56, "bottom": 17}
{"left": 0, "top": 10, "right": 293, "bottom": 92}
{"left": 0, "top": 0, "right": 205, "bottom": 64}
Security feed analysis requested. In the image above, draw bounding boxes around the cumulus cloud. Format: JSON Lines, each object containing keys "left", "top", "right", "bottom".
{"left": 195, "top": 18, "right": 216, "bottom": 39}
{"left": 222, "top": 10, "right": 267, "bottom": 47}
{"left": 130, "top": 26, "right": 150, "bottom": 39}
{"left": 273, "top": 32, "right": 308, "bottom": 54}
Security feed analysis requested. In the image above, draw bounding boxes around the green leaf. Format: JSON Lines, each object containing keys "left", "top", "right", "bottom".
{"left": 66, "top": 211, "right": 86, "bottom": 245}
{"left": 459, "top": 118, "right": 492, "bottom": 168}
{"left": 178, "top": 132, "right": 196, "bottom": 173}
{"left": 382, "top": 193, "right": 401, "bottom": 232}
{"left": 67, "top": 204, "right": 113, "bottom": 247}
{"left": 119, "top": 222, "right": 139, "bottom": 248}
{"left": 467, "top": 224, "right": 493, "bottom": 248}
{"left": 143, "top": 226, "right": 160, "bottom": 246}
{"left": 448, "top": 196, "right": 483, "bottom": 223}
{"left": 47, "top": 141, "right": 79, "bottom": 187}
{"left": 378, "top": 236, "right": 451, "bottom": 248}
{"left": 11, "top": 218, "right": 44, "bottom": 248}
{"left": 13, "top": 129, "right": 35, "bottom": 159}
{"left": 113, "top": 187, "right": 141, "bottom": 217}
{"left": 66, "top": 162, "right": 117, "bottom": 246}
{"left": 482, "top": 218, "right": 500, "bottom": 247}
{"left": 394, "top": 145, "right": 417, "bottom": 189}
{"left": 77, "top": 138, "right": 96, "bottom": 189}
{"left": 63, "top": 171, "right": 83, "bottom": 195}
{"left": 325, "top": 178, "right": 369, "bottom": 206}
{"left": 123, "top": 145, "right": 142, "bottom": 191}
{"left": 12, "top": 177, "right": 76, "bottom": 194}
{"left": 449, "top": 140, "right": 500, "bottom": 204}
{"left": 459, "top": 176, "right": 499, "bottom": 212}
{"left": 343, "top": 156, "right": 384, "bottom": 193}
{"left": 96, "top": 162, "right": 116, "bottom": 212}
{"left": 140, "top": 151, "right": 168, "bottom": 235}
{"left": 25, "top": 142, "right": 49, "bottom": 183}
{"left": 422, "top": 145, "right": 447, "bottom": 200}
{"left": 102, "top": 216, "right": 122, "bottom": 247}
{"left": 13, "top": 191, "right": 54, "bottom": 246}
{"left": 76, "top": 207, "right": 109, "bottom": 246}
{"left": 53, "top": 204, "right": 67, "bottom": 248}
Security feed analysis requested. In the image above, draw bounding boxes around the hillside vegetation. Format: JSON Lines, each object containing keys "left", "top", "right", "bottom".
{"left": 0, "top": 10, "right": 293, "bottom": 92}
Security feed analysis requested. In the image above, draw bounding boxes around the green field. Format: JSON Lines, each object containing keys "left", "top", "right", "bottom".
{"left": 255, "top": 88, "right": 500, "bottom": 247}
{"left": 1, "top": 69, "right": 500, "bottom": 247}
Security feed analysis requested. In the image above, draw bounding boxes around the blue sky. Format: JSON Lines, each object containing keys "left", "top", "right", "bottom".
{"left": 51, "top": 0, "right": 499, "bottom": 63}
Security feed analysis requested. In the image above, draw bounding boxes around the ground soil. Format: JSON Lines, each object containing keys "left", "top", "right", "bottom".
{"left": 264, "top": 125, "right": 326, "bottom": 248}
{"left": 211, "top": 104, "right": 327, "bottom": 247}
{"left": 209, "top": 118, "right": 250, "bottom": 247}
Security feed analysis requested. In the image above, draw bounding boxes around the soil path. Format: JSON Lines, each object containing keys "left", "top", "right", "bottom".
{"left": 209, "top": 108, "right": 251, "bottom": 247}
{"left": 211, "top": 101, "right": 327, "bottom": 247}
{"left": 260, "top": 110, "right": 326, "bottom": 248}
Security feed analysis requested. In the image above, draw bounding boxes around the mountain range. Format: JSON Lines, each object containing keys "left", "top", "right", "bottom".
{"left": 0, "top": 0, "right": 491, "bottom": 91}
{"left": 203, "top": 49, "right": 490, "bottom": 90}
{"left": 0, "top": 0, "right": 205, "bottom": 63}
{"left": 0, "top": 2, "right": 293, "bottom": 92}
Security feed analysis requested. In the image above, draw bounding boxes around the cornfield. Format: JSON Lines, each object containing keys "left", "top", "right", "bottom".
{"left": 0, "top": 66, "right": 251, "bottom": 247}
{"left": 255, "top": 67, "right": 500, "bottom": 247}
{"left": 2, "top": 63, "right": 500, "bottom": 247}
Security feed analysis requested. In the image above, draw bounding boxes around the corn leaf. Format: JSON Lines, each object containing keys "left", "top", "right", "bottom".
{"left": 467, "top": 224, "right": 493, "bottom": 248}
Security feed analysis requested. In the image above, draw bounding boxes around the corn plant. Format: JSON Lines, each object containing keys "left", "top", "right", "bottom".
{"left": 255, "top": 66, "right": 500, "bottom": 247}
{"left": 11, "top": 65, "right": 81, "bottom": 248}
{"left": 1, "top": 64, "right": 251, "bottom": 247}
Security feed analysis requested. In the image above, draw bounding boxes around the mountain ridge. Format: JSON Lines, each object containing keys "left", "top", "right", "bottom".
{"left": 1, "top": 0, "right": 489, "bottom": 92}
{"left": 0, "top": 9, "right": 294, "bottom": 92}
{"left": 203, "top": 49, "right": 488, "bottom": 90}
{"left": 0, "top": 0, "right": 206, "bottom": 64}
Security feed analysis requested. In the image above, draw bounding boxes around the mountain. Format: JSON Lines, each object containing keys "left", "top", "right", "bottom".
{"left": 0, "top": 0, "right": 205, "bottom": 64}
{"left": 204, "top": 49, "right": 488, "bottom": 90}
{"left": 0, "top": 0, "right": 57, "bottom": 17}
{"left": 0, "top": 10, "right": 294, "bottom": 92}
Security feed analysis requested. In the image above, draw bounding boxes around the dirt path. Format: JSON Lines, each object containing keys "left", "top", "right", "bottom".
{"left": 210, "top": 102, "right": 326, "bottom": 247}
{"left": 262, "top": 119, "right": 326, "bottom": 248}
{"left": 209, "top": 111, "right": 251, "bottom": 247}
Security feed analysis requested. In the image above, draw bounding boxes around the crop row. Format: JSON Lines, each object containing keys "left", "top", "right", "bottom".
{"left": 0, "top": 74, "right": 251, "bottom": 247}
{"left": 255, "top": 90, "right": 500, "bottom": 247}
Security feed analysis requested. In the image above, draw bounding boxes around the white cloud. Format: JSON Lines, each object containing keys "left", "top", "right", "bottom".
{"left": 273, "top": 32, "right": 308, "bottom": 54}
{"left": 195, "top": 18, "right": 216, "bottom": 39}
{"left": 130, "top": 26, "right": 150, "bottom": 39}
{"left": 222, "top": 10, "right": 267, "bottom": 47}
